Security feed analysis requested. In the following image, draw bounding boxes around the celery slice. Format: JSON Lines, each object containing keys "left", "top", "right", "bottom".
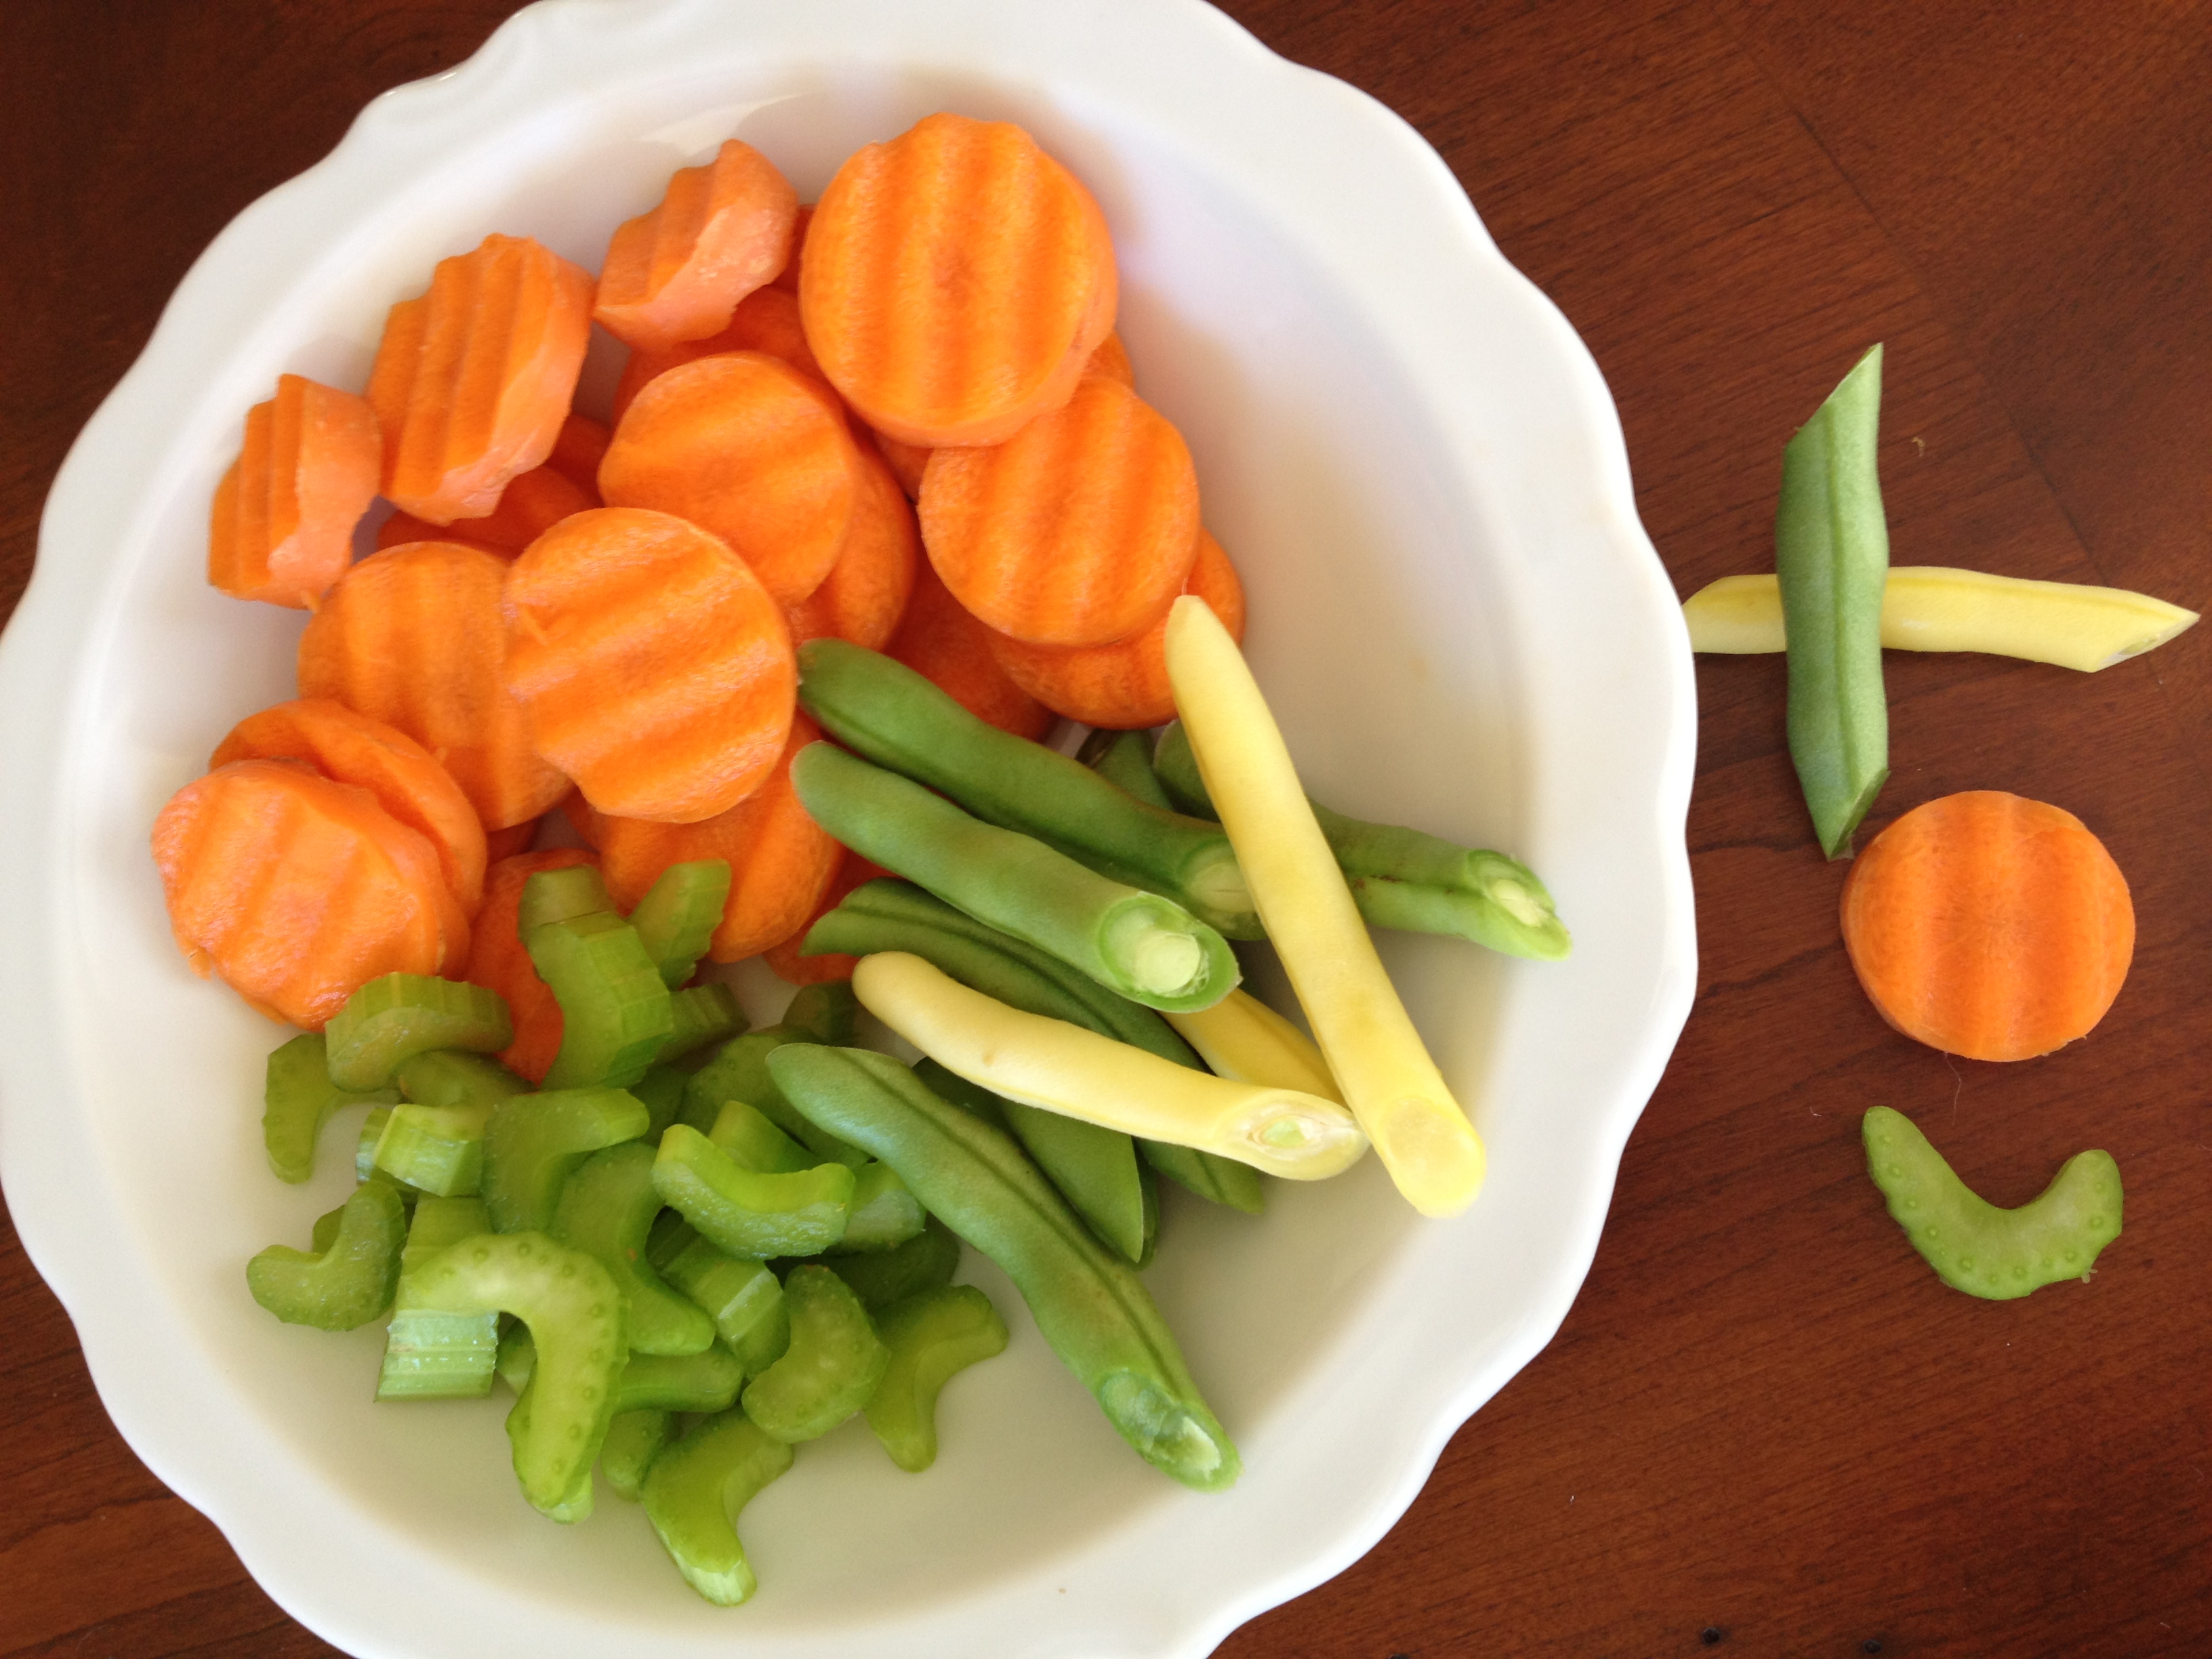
{"left": 324, "top": 974, "right": 514, "bottom": 1091}
{"left": 740, "top": 1265, "right": 889, "bottom": 1443}
{"left": 832, "top": 1161, "right": 926, "bottom": 1254}
{"left": 663, "top": 982, "right": 745, "bottom": 1063}
{"left": 602, "top": 1408, "right": 674, "bottom": 1502}
{"left": 641, "top": 1409, "right": 794, "bottom": 1605}
{"left": 629, "top": 861, "right": 732, "bottom": 988}
{"left": 865, "top": 1284, "right": 1009, "bottom": 1471}
{"left": 528, "top": 911, "right": 674, "bottom": 1089}
{"left": 518, "top": 864, "right": 615, "bottom": 935}
{"left": 653, "top": 1126, "right": 855, "bottom": 1259}
{"left": 482, "top": 1087, "right": 651, "bottom": 1235}
{"left": 247, "top": 1180, "right": 406, "bottom": 1330}
{"left": 377, "top": 1196, "right": 497, "bottom": 1399}
{"left": 263, "top": 1032, "right": 396, "bottom": 1184}
{"left": 551, "top": 1143, "right": 715, "bottom": 1356}
{"left": 370, "top": 1101, "right": 494, "bottom": 1197}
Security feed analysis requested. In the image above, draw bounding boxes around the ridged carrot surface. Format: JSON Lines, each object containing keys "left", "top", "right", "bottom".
{"left": 763, "top": 850, "right": 890, "bottom": 985}
{"left": 594, "top": 139, "right": 798, "bottom": 352}
{"left": 599, "top": 352, "right": 861, "bottom": 607}
{"left": 920, "top": 373, "right": 1200, "bottom": 647}
{"left": 784, "top": 445, "right": 919, "bottom": 653}
{"left": 769, "top": 204, "right": 812, "bottom": 295}
{"left": 297, "top": 539, "right": 571, "bottom": 830}
{"left": 207, "top": 373, "right": 380, "bottom": 609}
{"left": 466, "top": 847, "right": 595, "bottom": 1082}
{"left": 885, "top": 561, "right": 1053, "bottom": 741}
{"left": 548, "top": 413, "right": 612, "bottom": 490}
{"left": 1839, "top": 790, "right": 2135, "bottom": 1063}
{"left": 211, "top": 698, "right": 489, "bottom": 916}
{"left": 609, "top": 287, "right": 826, "bottom": 424}
{"left": 367, "top": 233, "right": 595, "bottom": 524}
{"left": 989, "top": 529, "right": 1244, "bottom": 728}
{"left": 152, "top": 760, "right": 467, "bottom": 1029}
{"left": 800, "top": 112, "right": 1118, "bottom": 447}
{"left": 588, "top": 714, "right": 840, "bottom": 962}
{"left": 501, "top": 507, "right": 797, "bottom": 823}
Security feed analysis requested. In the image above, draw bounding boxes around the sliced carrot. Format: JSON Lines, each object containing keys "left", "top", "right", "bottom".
{"left": 886, "top": 560, "right": 1054, "bottom": 741}
{"left": 483, "top": 819, "right": 541, "bottom": 862}
{"left": 598, "top": 352, "right": 861, "bottom": 605}
{"left": 548, "top": 413, "right": 612, "bottom": 490}
{"left": 367, "top": 233, "right": 595, "bottom": 524}
{"left": 152, "top": 759, "right": 467, "bottom": 1028}
{"left": 1086, "top": 330, "right": 1134, "bottom": 389}
{"left": 211, "top": 697, "right": 489, "bottom": 917}
{"left": 920, "top": 373, "right": 1201, "bottom": 647}
{"left": 207, "top": 373, "right": 380, "bottom": 609}
{"left": 591, "top": 714, "right": 840, "bottom": 962}
{"left": 609, "top": 287, "right": 828, "bottom": 424}
{"left": 769, "top": 204, "right": 813, "bottom": 294}
{"left": 867, "top": 427, "right": 931, "bottom": 501}
{"left": 501, "top": 507, "right": 797, "bottom": 823}
{"left": 988, "top": 529, "right": 1244, "bottom": 729}
{"left": 594, "top": 140, "right": 799, "bottom": 352}
{"left": 375, "top": 511, "right": 506, "bottom": 556}
{"left": 800, "top": 112, "right": 1118, "bottom": 447}
{"left": 762, "top": 850, "right": 891, "bottom": 985}
{"left": 297, "top": 539, "right": 571, "bottom": 830}
{"left": 1840, "top": 791, "right": 2135, "bottom": 1063}
{"left": 466, "top": 847, "right": 595, "bottom": 1082}
{"left": 784, "top": 444, "right": 919, "bottom": 653}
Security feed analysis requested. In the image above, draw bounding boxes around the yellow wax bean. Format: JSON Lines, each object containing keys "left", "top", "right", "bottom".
{"left": 1164, "top": 990, "right": 1343, "bottom": 1105}
{"left": 1160, "top": 596, "right": 1485, "bottom": 1218}
{"left": 1683, "top": 568, "right": 2198, "bottom": 671}
{"left": 851, "top": 952, "right": 1366, "bottom": 1181}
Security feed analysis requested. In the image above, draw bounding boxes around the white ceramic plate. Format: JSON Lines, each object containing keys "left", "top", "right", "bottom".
{"left": 0, "top": 1, "right": 1697, "bottom": 1654}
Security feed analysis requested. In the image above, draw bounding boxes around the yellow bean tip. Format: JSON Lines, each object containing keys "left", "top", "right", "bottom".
{"left": 1372, "top": 1095, "right": 1486, "bottom": 1217}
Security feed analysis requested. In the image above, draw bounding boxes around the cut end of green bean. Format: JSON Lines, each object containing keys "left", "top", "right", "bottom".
{"left": 1095, "top": 1370, "right": 1240, "bottom": 1492}
{"left": 1099, "top": 896, "right": 1240, "bottom": 1011}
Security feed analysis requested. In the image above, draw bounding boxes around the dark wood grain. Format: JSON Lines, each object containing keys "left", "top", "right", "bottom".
{"left": 3, "top": 2, "right": 2207, "bottom": 1655}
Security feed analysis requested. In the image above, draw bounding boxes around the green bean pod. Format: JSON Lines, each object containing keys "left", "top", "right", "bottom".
{"left": 246, "top": 1179, "right": 406, "bottom": 1330}
{"left": 1078, "top": 724, "right": 1175, "bottom": 813}
{"left": 866, "top": 1284, "right": 1010, "bottom": 1472}
{"left": 769, "top": 1044, "right": 1240, "bottom": 1492}
{"left": 324, "top": 974, "right": 514, "bottom": 1091}
{"left": 641, "top": 1408, "right": 795, "bottom": 1605}
{"left": 262, "top": 1032, "right": 396, "bottom": 1184}
{"left": 1778, "top": 343, "right": 1890, "bottom": 858}
{"left": 790, "top": 743, "right": 1241, "bottom": 1013}
{"left": 551, "top": 1143, "right": 716, "bottom": 1355}
{"left": 740, "top": 1264, "right": 890, "bottom": 1443}
{"left": 798, "top": 638, "right": 1259, "bottom": 937}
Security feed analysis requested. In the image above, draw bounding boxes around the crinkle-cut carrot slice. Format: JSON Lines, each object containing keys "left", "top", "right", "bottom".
{"left": 886, "top": 560, "right": 1053, "bottom": 742}
{"left": 920, "top": 373, "right": 1201, "bottom": 647}
{"left": 800, "top": 112, "right": 1118, "bottom": 448}
{"left": 208, "top": 374, "right": 380, "bottom": 609}
{"left": 590, "top": 714, "right": 840, "bottom": 963}
{"left": 484, "top": 818, "right": 541, "bottom": 863}
{"left": 466, "top": 847, "right": 596, "bottom": 1082}
{"left": 762, "top": 850, "right": 890, "bottom": 985}
{"left": 609, "top": 287, "right": 828, "bottom": 424}
{"left": 367, "top": 233, "right": 595, "bottom": 525}
{"left": 594, "top": 139, "right": 799, "bottom": 352}
{"left": 989, "top": 529, "right": 1244, "bottom": 729}
{"left": 1840, "top": 791, "right": 2135, "bottom": 1063}
{"left": 502, "top": 507, "right": 798, "bottom": 823}
{"left": 769, "top": 204, "right": 813, "bottom": 295}
{"left": 298, "top": 539, "right": 571, "bottom": 830}
{"left": 376, "top": 465, "right": 594, "bottom": 557}
{"left": 211, "top": 698, "right": 489, "bottom": 917}
{"left": 784, "top": 445, "right": 918, "bottom": 654}
{"left": 375, "top": 512, "right": 506, "bottom": 556}
{"left": 548, "top": 413, "right": 612, "bottom": 491}
{"left": 598, "top": 352, "right": 861, "bottom": 606}
{"left": 152, "top": 759, "right": 467, "bottom": 1029}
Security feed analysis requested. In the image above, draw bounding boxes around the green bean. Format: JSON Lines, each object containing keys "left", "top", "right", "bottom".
{"left": 1778, "top": 343, "right": 1889, "bottom": 858}
{"left": 653, "top": 1125, "right": 855, "bottom": 1258}
{"left": 640, "top": 1408, "right": 794, "bottom": 1605}
{"left": 628, "top": 860, "right": 732, "bottom": 987}
{"left": 799, "top": 638, "right": 1258, "bottom": 936}
{"left": 769, "top": 1044, "right": 1240, "bottom": 1491}
{"left": 600, "top": 1409, "right": 674, "bottom": 1502}
{"left": 481, "top": 1087, "right": 651, "bottom": 1234}
{"left": 782, "top": 980, "right": 859, "bottom": 1046}
{"left": 817, "top": 1214, "right": 962, "bottom": 1313}
{"left": 323, "top": 974, "right": 514, "bottom": 1090}
{"left": 866, "top": 1284, "right": 1009, "bottom": 1472}
{"left": 262, "top": 1032, "right": 396, "bottom": 1184}
{"left": 551, "top": 1143, "right": 716, "bottom": 1355}
{"left": 246, "top": 1179, "right": 406, "bottom": 1330}
{"left": 376, "top": 1195, "right": 497, "bottom": 1400}
{"left": 1864, "top": 1107, "right": 2122, "bottom": 1299}
{"left": 740, "top": 1264, "right": 890, "bottom": 1443}
{"left": 1078, "top": 724, "right": 1175, "bottom": 812}
{"left": 790, "top": 742, "right": 1241, "bottom": 1012}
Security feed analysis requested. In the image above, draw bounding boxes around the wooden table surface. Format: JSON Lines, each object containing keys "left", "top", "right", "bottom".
{"left": 4, "top": 2, "right": 2207, "bottom": 1654}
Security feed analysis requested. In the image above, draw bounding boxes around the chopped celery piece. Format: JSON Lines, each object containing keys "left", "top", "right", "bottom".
{"left": 820, "top": 1214, "right": 962, "bottom": 1313}
{"left": 310, "top": 1203, "right": 346, "bottom": 1256}
{"left": 528, "top": 910, "right": 674, "bottom": 1089}
{"left": 629, "top": 861, "right": 732, "bottom": 988}
{"left": 356, "top": 1106, "right": 393, "bottom": 1183}
{"left": 263, "top": 1032, "right": 396, "bottom": 1184}
{"left": 653, "top": 1126, "right": 855, "bottom": 1259}
{"left": 616, "top": 1344, "right": 746, "bottom": 1414}
{"left": 663, "top": 982, "right": 745, "bottom": 1062}
{"left": 783, "top": 981, "right": 858, "bottom": 1046}
{"left": 518, "top": 864, "right": 616, "bottom": 935}
{"left": 393, "top": 1049, "right": 527, "bottom": 1111}
{"left": 371, "top": 1101, "right": 495, "bottom": 1197}
{"left": 708, "top": 1098, "right": 815, "bottom": 1174}
{"left": 602, "top": 1408, "right": 674, "bottom": 1502}
{"left": 551, "top": 1143, "right": 715, "bottom": 1356}
{"left": 377, "top": 1196, "right": 498, "bottom": 1400}
{"left": 831, "top": 1161, "right": 926, "bottom": 1254}
{"left": 247, "top": 1180, "right": 406, "bottom": 1330}
{"left": 642, "top": 1409, "right": 794, "bottom": 1605}
{"left": 482, "top": 1088, "right": 651, "bottom": 1234}
{"left": 656, "top": 1224, "right": 790, "bottom": 1367}
{"left": 684, "top": 1029, "right": 866, "bottom": 1165}
{"left": 629, "top": 1062, "right": 692, "bottom": 1139}
{"left": 740, "top": 1265, "right": 889, "bottom": 1443}
{"left": 324, "top": 974, "right": 514, "bottom": 1090}
{"left": 866, "top": 1284, "right": 1009, "bottom": 1471}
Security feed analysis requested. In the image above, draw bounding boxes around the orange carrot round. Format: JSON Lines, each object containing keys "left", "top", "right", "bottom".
{"left": 298, "top": 539, "right": 571, "bottom": 830}
{"left": 762, "top": 850, "right": 890, "bottom": 985}
{"left": 800, "top": 112, "right": 1118, "bottom": 447}
{"left": 1840, "top": 790, "right": 2135, "bottom": 1062}
{"left": 784, "top": 445, "right": 919, "bottom": 654}
{"left": 466, "top": 847, "right": 596, "bottom": 1082}
{"left": 207, "top": 373, "right": 380, "bottom": 609}
{"left": 886, "top": 560, "right": 1054, "bottom": 741}
{"left": 1086, "top": 330, "right": 1134, "bottom": 389}
{"left": 501, "top": 507, "right": 797, "bottom": 823}
{"left": 609, "top": 287, "right": 827, "bottom": 424}
{"left": 594, "top": 139, "right": 798, "bottom": 352}
{"left": 919, "top": 373, "right": 1200, "bottom": 647}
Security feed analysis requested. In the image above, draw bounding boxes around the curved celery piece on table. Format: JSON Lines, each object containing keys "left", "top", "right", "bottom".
{"left": 653, "top": 1124, "right": 855, "bottom": 1259}
{"left": 600, "top": 1408, "right": 674, "bottom": 1502}
{"left": 263, "top": 1032, "right": 396, "bottom": 1184}
{"left": 867, "top": 1284, "right": 1010, "bottom": 1473}
{"left": 1079, "top": 724, "right": 1176, "bottom": 812}
{"left": 526, "top": 906, "right": 674, "bottom": 1090}
{"left": 323, "top": 974, "right": 514, "bottom": 1092}
{"left": 769, "top": 1043, "right": 1241, "bottom": 1492}
{"left": 740, "top": 1264, "right": 891, "bottom": 1443}
{"left": 683, "top": 1028, "right": 865, "bottom": 1164}
{"left": 834, "top": 1161, "right": 928, "bottom": 1254}
{"left": 1863, "top": 1107, "right": 2123, "bottom": 1299}
{"left": 406, "top": 1231, "right": 628, "bottom": 1521}
{"left": 1777, "top": 343, "right": 1890, "bottom": 859}
{"left": 377, "top": 1194, "right": 498, "bottom": 1399}
{"left": 628, "top": 859, "right": 732, "bottom": 987}
{"left": 789, "top": 741, "right": 1241, "bottom": 1013}
{"left": 663, "top": 982, "right": 746, "bottom": 1064}
{"left": 655, "top": 1227, "right": 790, "bottom": 1372}
{"left": 247, "top": 1178, "right": 407, "bottom": 1330}
{"left": 369, "top": 1100, "right": 495, "bottom": 1197}
{"left": 798, "top": 638, "right": 1258, "bottom": 937}
{"left": 481, "top": 1086, "right": 651, "bottom": 1235}
{"left": 641, "top": 1408, "right": 795, "bottom": 1605}
{"left": 394, "top": 1048, "right": 527, "bottom": 1109}
{"left": 708, "top": 1097, "right": 815, "bottom": 1174}
{"left": 617, "top": 1343, "right": 747, "bottom": 1414}
{"left": 552, "top": 1142, "right": 716, "bottom": 1356}
{"left": 819, "top": 1212, "right": 963, "bottom": 1313}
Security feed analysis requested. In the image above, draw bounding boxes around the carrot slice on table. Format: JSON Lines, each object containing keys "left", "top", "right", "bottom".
{"left": 989, "top": 528, "right": 1245, "bottom": 728}
{"left": 367, "top": 233, "right": 595, "bottom": 524}
{"left": 609, "top": 287, "right": 827, "bottom": 423}
{"left": 152, "top": 759, "right": 468, "bottom": 1028}
{"left": 501, "top": 507, "right": 797, "bottom": 823}
{"left": 920, "top": 373, "right": 1200, "bottom": 647}
{"left": 548, "top": 413, "right": 612, "bottom": 490}
{"left": 784, "top": 445, "right": 919, "bottom": 653}
{"left": 769, "top": 204, "right": 813, "bottom": 295}
{"left": 599, "top": 351, "right": 861, "bottom": 605}
{"left": 466, "top": 847, "right": 596, "bottom": 1082}
{"left": 207, "top": 373, "right": 380, "bottom": 609}
{"left": 211, "top": 697, "right": 489, "bottom": 916}
{"left": 763, "top": 850, "right": 891, "bottom": 985}
{"left": 590, "top": 714, "right": 840, "bottom": 962}
{"left": 885, "top": 560, "right": 1054, "bottom": 741}
{"left": 594, "top": 139, "right": 798, "bottom": 352}
{"left": 298, "top": 539, "right": 571, "bottom": 830}
{"left": 1839, "top": 790, "right": 2135, "bottom": 1062}
{"left": 800, "top": 112, "right": 1118, "bottom": 447}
